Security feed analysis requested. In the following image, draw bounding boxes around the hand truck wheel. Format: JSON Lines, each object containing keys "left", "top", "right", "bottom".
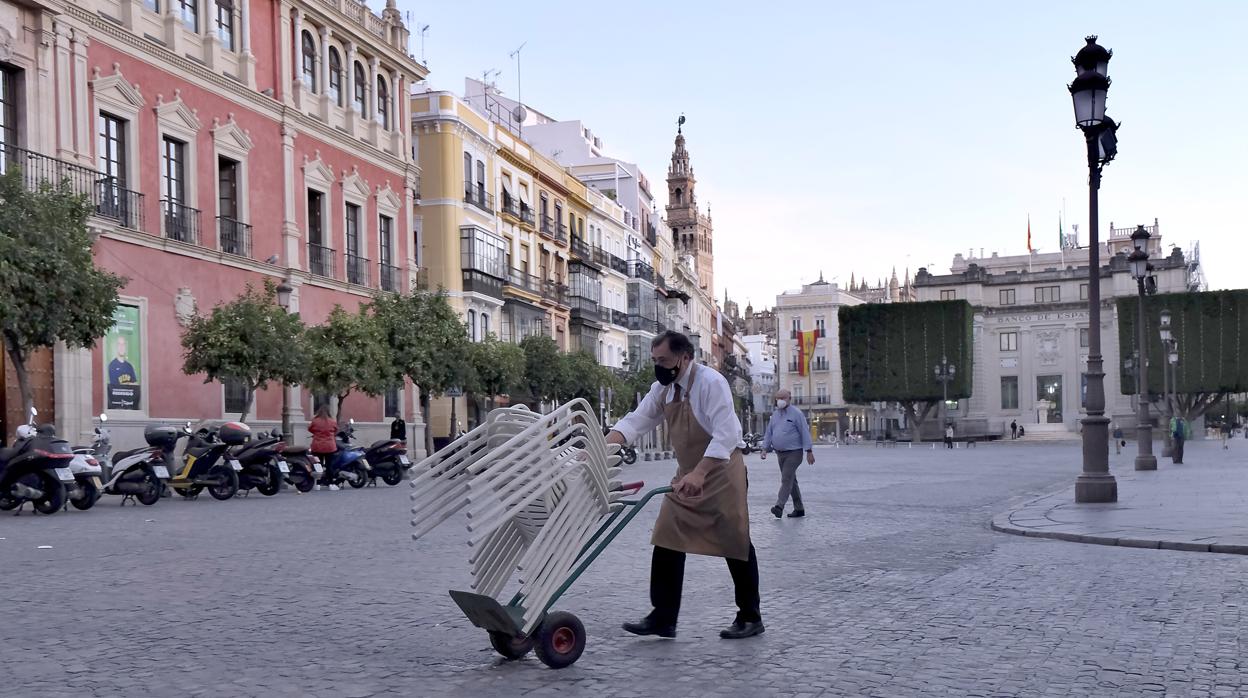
{"left": 488, "top": 630, "right": 534, "bottom": 660}
{"left": 533, "top": 610, "right": 586, "bottom": 669}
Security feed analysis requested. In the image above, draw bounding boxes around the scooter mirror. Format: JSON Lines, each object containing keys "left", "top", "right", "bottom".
{"left": 349, "top": 418, "right": 355, "bottom": 425}
{"left": 99, "top": 413, "right": 109, "bottom": 423}
{"left": 28, "top": 407, "right": 38, "bottom": 420}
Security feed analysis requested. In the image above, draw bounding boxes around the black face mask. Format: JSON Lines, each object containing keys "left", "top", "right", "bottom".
{"left": 654, "top": 360, "right": 682, "bottom": 386}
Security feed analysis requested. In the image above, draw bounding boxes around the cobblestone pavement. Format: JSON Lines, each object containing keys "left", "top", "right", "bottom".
{"left": 995, "top": 440, "right": 1248, "bottom": 554}
{"left": 3, "top": 442, "right": 1247, "bottom": 697}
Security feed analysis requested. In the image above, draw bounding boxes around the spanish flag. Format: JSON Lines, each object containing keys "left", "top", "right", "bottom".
{"left": 798, "top": 329, "right": 818, "bottom": 377}
{"left": 1027, "top": 214, "right": 1033, "bottom": 254}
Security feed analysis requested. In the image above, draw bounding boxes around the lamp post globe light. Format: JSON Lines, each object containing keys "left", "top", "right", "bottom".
{"left": 1129, "top": 226, "right": 1157, "bottom": 471}
{"left": 1068, "top": 35, "right": 1120, "bottom": 503}
{"left": 1159, "top": 310, "right": 1173, "bottom": 457}
{"left": 276, "top": 279, "right": 294, "bottom": 445}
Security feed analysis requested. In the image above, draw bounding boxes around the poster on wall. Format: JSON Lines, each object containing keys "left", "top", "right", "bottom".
{"left": 105, "top": 304, "right": 142, "bottom": 410}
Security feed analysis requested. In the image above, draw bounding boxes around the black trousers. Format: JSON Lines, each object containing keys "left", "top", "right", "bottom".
{"left": 648, "top": 544, "right": 761, "bottom": 626}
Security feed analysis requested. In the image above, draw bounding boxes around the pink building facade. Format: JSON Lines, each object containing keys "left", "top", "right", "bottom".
{"left": 1, "top": 0, "right": 428, "bottom": 449}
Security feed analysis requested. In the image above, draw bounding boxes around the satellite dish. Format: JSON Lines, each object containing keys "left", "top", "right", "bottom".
{"left": 512, "top": 105, "right": 528, "bottom": 123}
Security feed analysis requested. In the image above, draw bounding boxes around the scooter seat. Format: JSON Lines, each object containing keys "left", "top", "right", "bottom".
{"left": 369, "top": 439, "right": 395, "bottom": 450}
{"left": 284, "top": 445, "right": 309, "bottom": 455}
{"left": 111, "top": 446, "right": 153, "bottom": 464}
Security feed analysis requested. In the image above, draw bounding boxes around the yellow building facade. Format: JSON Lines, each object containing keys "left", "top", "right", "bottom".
{"left": 409, "top": 91, "right": 579, "bottom": 439}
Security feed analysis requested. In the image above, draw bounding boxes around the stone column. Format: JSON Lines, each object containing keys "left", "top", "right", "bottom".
{"left": 54, "top": 344, "right": 95, "bottom": 448}
{"left": 53, "top": 21, "right": 74, "bottom": 161}
{"left": 290, "top": 7, "right": 303, "bottom": 106}
{"left": 318, "top": 26, "right": 331, "bottom": 117}
{"left": 281, "top": 122, "right": 300, "bottom": 268}
{"left": 239, "top": 0, "right": 256, "bottom": 87}
{"left": 69, "top": 26, "right": 91, "bottom": 165}
{"left": 367, "top": 56, "right": 380, "bottom": 143}
{"left": 344, "top": 41, "right": 358, "bottom": 132}
{"left": 277, "top": 1, "right": 293, "bottom": 104}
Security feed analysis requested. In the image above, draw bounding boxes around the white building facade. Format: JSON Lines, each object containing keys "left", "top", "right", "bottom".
{"left": 913, "top": 222, "right": 1200, "bottom": 437}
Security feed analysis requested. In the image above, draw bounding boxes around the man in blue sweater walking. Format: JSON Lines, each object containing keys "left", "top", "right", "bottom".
{"left": 760, "top": 389, "right": 815, "bottom": 518}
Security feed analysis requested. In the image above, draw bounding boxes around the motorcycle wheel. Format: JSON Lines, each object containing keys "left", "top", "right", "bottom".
{"left": 70, "top": 480, "right": 102, "bottom": 510}
{"left": 33, "top": 473, "right": 67, "bottom": 515}
{"left": 208, "top": 467, "right": 239, "bottom": 501}
{"left": 347, "top": 464, "right": 368, "bottom": 489}
{"left": 256, "top": 466, "right": 282, "bottom": 496}
{"left": 622, "top": 448, "right": 637, "bottom": 465}
{"left": 381, "top": 468, "right": 403, "bottom": 486}
{"left": 136, "top": 472, "right": 162, "bottom": 506}
{"left": 0, "top": 476, "right": 20, "bottom": 511}
{"left": 293, "top": 469, "right": 316, "bottom": 493}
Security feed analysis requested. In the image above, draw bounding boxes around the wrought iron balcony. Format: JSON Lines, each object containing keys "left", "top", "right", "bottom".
{"left": 540, "top": 215, "right": 556, "bottom": 237}
{"left": 162, "top": 199, "right": 201, "bottom": 245}
{"left": 464, "top": 269, "right": 504, "bottom": 298}
{"left": 217, "top": 216, "right": 251, "bottom": 257}
{"left": 520, "top": 204, "right": 535, "bottom": 227}
{"left": 379, "top": 263, "right": 401, "bottom": 292}
{"left": 608, "top": 254, "right": 629, "bottom": 275}
{"left": 627, "top": 260, "right": 654, "bottom": 283}
{"left": 541, "top": 280, "right": 568, "bottom": 306}
{"left": 464, "top": 181, "right": 494, "bottom": 214}
{"left": 505, "top": 268, "right": 542, "bottom": 294}
{"left": 0, "top": 143, "right": 148, "bottom": 231}
{"left": 500, "top": 193, "right": 520, "bottom": 219}
{"left": 346, "top": 253, "right": 372, "bottom": 286}
{"left": 308, "top": 243, "right": 335, "bottom": 278}
{"left": 570, "top": 237, "right": 592, "bottom": 262}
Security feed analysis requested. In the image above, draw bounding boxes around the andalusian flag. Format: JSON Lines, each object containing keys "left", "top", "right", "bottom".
{"left": 797, "top": 329, "right": 818, "bottom": 377}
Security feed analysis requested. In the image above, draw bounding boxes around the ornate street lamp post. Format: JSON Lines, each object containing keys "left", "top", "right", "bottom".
{"left": 1069, "top": 35, "right": 1121, "bottom": 502}
{"left": 1128, "top": 225, "right": 1157, "bottom": 470}
{"left": 275, "top": 280, "right": 294, "bottom": 445}
{"left": 1159, "top": 309, "right": 1174, "bottom": 457}
{"left": 934, "top": 355, "right": 956, "bottom": 432}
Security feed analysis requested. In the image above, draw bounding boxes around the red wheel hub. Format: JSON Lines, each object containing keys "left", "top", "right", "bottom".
{"left": 551, "top": 626, "right": 576, "bottom": 654}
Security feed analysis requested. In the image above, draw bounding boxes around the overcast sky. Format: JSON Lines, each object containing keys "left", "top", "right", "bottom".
{"left": 397, "top": 0, "right": 1247, "bottom": 307}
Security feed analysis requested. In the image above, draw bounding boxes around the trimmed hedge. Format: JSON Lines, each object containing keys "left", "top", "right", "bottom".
{"left": 1117, "top": 289, "right": 1248, "bottom": 395}
{"left": 838, "top": 300, "right": 974, "bottom": 403}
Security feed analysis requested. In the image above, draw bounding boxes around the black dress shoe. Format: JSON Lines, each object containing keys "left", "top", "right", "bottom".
{"left": 720, "top": 619, "right": 765, "bottom": 639}
{"left": 787, "top": 509, "right": 805, "bottom": 518}
{"left": 622, "top": 617, "right": 676, "bottom": 638}
{"left": 770, "top": 505, "right": 783, "bottom": 518}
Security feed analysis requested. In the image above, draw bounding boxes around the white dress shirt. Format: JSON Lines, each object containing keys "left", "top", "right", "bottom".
{"left": 613, "top": 363, "right": 744, "bottom": 461}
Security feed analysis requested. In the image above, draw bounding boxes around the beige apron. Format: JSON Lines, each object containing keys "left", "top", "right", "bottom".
{"left": 650, "top": 363, "right": 752, "bottom": 561}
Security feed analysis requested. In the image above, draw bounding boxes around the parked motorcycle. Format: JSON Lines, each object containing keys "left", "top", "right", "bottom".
{"left": 64, "top": 439, "right": 105, "bottom": 511}
{"left": 94, "top": 419, "right": 169, "bottom": 506}
{"left": 230, "top": 428, "right": 288, "bottom": 496}
{"left": 166, "top": 421, "right": 248, "bottom": 501}
{"left": 281, "top": 446, "right": 322, "bottom": 493}
{"left": 320, "top": 419, "right": 370, "bottom": 489}
{"left": 341, "top": 422, "right": 409, "bottom": 486}
{"left": 0, "top": 408, "right": 77, "bottom": 515}
{"left": 741, "top": 432, "right": 763, "bottom": 455}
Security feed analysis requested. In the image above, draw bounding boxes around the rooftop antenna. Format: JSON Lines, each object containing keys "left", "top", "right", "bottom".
{"left": 418, "top": 24, "right": 430, "bottom": 64}
{"left": 509, "top": 42, "right": 527, "bottom": 134}
{"left": 480, "top": 68, "right": 501, "bottom": 114}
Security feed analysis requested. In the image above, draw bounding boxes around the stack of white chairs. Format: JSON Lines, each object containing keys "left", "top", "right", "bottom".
{"left": 410, "top": 399, "right": 627, "bottom": 634}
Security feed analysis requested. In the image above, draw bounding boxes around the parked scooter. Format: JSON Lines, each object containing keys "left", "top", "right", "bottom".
{"left": 320, "top": 419, "right": 370, "bottom": 489}
{"left": 341, "top": 422, "right": 409, "bottom": 486}
{"left": 166, "top": 422, "right": 248, "bottom": 500}
{"left": 281, "top": 446, "right": 322, "bottom": 493}
{"left": 230, "top": 428, "right": 288, "bottom": 496}
{"left": 96, "top": 418, "right": 170, "bottom": 506}
{"left": 741, "top": 433, "right": 762, "bottom": 455}
{"left": 0, "top": 408, "right": 77, "bottom": 515}
{"left": 63, "top": 422, "right": 105, "bottom": 511}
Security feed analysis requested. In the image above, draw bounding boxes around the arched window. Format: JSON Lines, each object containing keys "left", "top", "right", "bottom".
{"left": 673, "top": 187, "right": 682, "bottom": 204}
{"left": 467, "top": 310, "right": 477, "bottom": 341}
{"left": 352, "top": 62, "right": 367, "bottom": 114}
{"left": 328, "top": 47, "right": 342, "bottom": 106}
{"left": 376, "top": 74, "right": 389, "bottom": 129}
{"left": 480, "top": 313, "right": 489, "bottom": 339}
{"left": 301, "top": 31, "right": 317, "bottom": 92}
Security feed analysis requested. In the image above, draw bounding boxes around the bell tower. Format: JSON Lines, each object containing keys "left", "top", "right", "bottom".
{"left": 666, "top": 115, "right": 715, "bottom": 296}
